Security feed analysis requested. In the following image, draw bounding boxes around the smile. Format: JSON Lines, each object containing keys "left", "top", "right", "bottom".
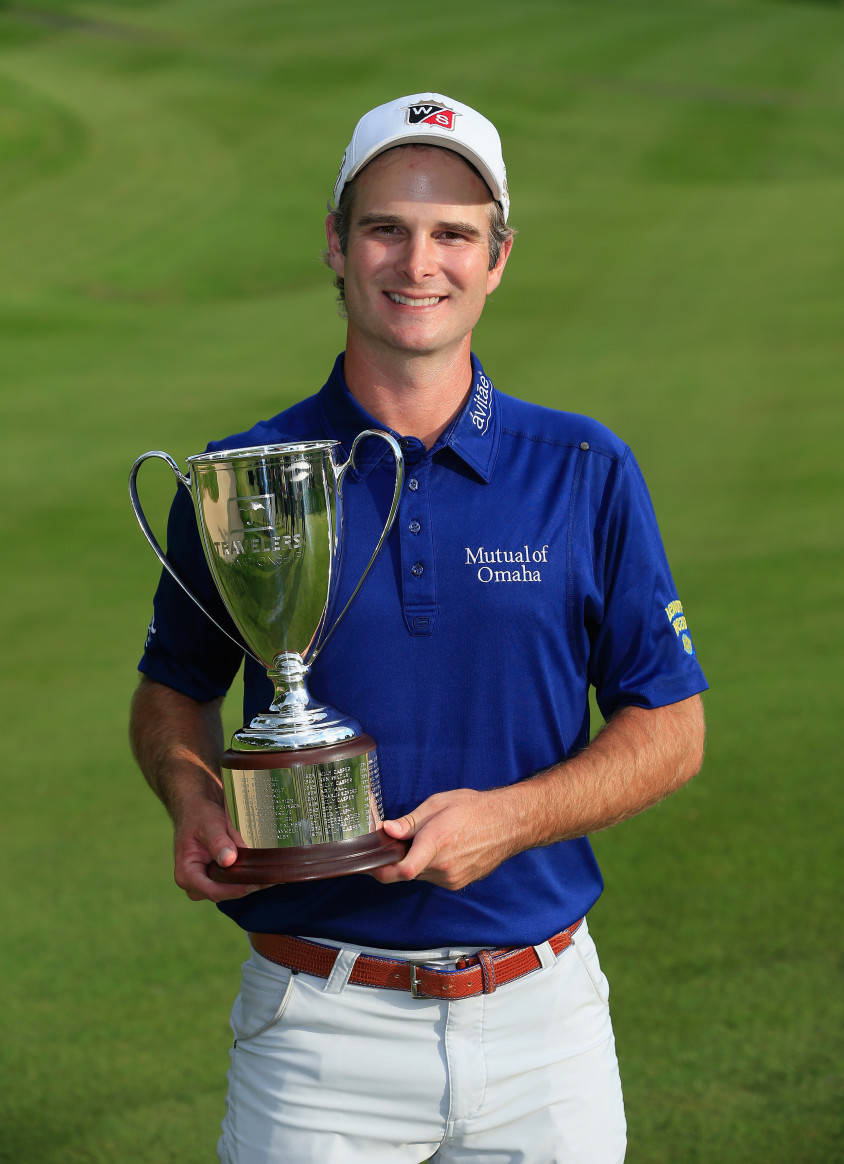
{"left": 386, "top": 293, "right": 443, "bottom": 307}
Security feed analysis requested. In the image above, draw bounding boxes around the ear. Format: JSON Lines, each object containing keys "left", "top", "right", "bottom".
{"left": 486, "top": 234, "right": 513, "bottom": 296}
{"left": 325, "top": 214, "right": 345, "bottom": 279}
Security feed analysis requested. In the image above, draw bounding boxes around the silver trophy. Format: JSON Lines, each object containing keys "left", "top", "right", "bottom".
{"left": 129, "top": 432, "right": 406, "bottom": 883}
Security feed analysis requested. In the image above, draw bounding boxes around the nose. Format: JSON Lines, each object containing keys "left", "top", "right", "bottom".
{"left": 397, "top": 231, "right": 436, "bottom": 284}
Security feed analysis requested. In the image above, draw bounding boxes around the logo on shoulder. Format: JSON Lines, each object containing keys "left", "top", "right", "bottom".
{"left": 665, "top": 599, "right": 695, "bottom": 656}
{"left": 406, "top": 103, "right": 457, "bottom": 131}
{"left": 469, "top": 373, "right": 493, "bottom": 435}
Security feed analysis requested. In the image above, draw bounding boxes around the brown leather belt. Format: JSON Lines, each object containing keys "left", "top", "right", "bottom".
{"left": 249, "top": 919, "right": 583, "bottom": 1001}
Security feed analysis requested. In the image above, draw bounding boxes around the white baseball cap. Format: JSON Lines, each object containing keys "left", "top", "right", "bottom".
{"left": 333, "top": 93, "right": 510, "bottom": 221}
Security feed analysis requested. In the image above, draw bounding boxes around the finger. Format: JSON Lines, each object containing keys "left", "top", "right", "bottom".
{"left": 186, "top": 881, "right": 263, "bottom": 902}
{"left": 185, "top": 886, "right": 263, "bottom": 901}
{"left": 374, "top": 828, "right": 442, "bottom": 884}
{"left": 180, "top": 856, "right": 262, "bottom": 902}
{"left": 175, "top": 827, "right": 257, "bottom": 902}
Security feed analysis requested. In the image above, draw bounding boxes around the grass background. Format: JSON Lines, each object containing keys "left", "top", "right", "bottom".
{"left": 1, "top": 0, "right": 842, "bottom": 1160}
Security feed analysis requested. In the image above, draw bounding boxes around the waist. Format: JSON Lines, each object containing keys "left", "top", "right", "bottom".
{"left": 249, "top": 919, "right": 584, "bottom": 1001}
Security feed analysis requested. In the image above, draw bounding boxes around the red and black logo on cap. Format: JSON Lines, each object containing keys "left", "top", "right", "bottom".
{"left": 406, "top": 103, "right": 457, "bottom": 130}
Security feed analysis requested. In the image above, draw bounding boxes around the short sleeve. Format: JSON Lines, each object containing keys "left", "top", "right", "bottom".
{"left": 589, "top": 448, "right": 707, "bottom": 719}
{"left": 138, "top": 484, "right": 245, "bottom": 701}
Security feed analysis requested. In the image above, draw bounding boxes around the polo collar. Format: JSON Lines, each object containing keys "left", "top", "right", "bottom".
{"left": 317, "top": 353, "right": 501, "bottom": 483}
{"left": 445, "top": 353, "right": 501, "bottom": 482}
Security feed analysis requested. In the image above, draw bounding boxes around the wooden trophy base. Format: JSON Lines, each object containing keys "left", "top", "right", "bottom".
{"left": 207, "top": 829, "right": 407, "bottom": 885}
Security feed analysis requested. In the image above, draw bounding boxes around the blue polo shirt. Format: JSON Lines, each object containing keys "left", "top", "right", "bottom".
{"left": 139, "top": 353, "right": 707, "bottom": 949}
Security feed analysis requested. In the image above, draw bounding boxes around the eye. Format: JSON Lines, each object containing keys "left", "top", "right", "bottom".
{"left": 435, "top": 228, "right": 480, "bottom": 245}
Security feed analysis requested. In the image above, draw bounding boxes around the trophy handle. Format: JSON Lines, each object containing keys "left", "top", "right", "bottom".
{"left": 128, "top": 450, "right": 262, "bottom": 664}
{"left": 310, "top": 429, "right": 404, "bottom": 664}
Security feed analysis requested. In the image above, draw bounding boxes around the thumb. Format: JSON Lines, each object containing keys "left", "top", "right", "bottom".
{"left": 190, "top": 809, "right": 239, "bottom": 867}
{"left": 381, "top": 813, "right": 418, "bottom": 840}
{"left": 210, "top": 839, "right": 238, "bottom": 867}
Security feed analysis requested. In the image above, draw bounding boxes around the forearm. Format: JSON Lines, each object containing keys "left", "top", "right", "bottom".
{"left": 129, "top": 677, "right": 226, "bottom": 824}
{"left": 130, "top": 677, "right": 258, "bottom": 899}
{"left": 501, "top": 694, "right": 705, "bottom": 851}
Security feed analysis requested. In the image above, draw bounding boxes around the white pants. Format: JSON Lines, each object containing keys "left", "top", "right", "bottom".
{"left": 218, "top": 919, "right": 626, "bottom": 1163}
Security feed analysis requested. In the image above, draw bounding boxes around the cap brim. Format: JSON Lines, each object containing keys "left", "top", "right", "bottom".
{"left": 343, "top": 133, "right": 506, "bottom": 211}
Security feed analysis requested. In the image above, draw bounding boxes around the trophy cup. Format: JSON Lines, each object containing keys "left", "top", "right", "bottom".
{"left": 129, "top": 432, "right": 406, "bottom": 884}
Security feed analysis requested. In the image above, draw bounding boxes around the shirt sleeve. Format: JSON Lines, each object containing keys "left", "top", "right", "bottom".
{"left": 588, "top": 447, "right": 707, "bottom": 719}
{"left": 137, "top": 483, "right": 245, "bottom": 701}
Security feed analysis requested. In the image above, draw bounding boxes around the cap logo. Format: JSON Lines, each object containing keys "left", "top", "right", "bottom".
{"left": 406, "top": 103, "right": 457, "bottom": 130}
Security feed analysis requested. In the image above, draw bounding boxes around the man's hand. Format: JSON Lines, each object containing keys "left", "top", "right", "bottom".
{"left": 372, "top": 696, "right": 705, "bottom": 893}
{"left": 172, "top": 795, "right": 262, "bottom": 902}
{"left": 373, "top": 788, "right": 517, "bottom": 890}
{"left": 130, "top": 678, "right": 261, "bottom": 902}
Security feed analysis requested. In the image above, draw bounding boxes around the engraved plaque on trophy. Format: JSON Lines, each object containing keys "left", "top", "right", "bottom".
{"left": 130, "top": 433, "right": 406, "bottom": 884}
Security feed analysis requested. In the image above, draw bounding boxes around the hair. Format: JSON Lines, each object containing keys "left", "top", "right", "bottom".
{"left": 323, "top": 150, "right": 515, "bottom": 313}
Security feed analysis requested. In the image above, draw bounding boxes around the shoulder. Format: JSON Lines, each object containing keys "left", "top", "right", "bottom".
{"left": 496, "top": 391, "right": 631, "bottom": 464}
{"left": 205, "top": 394, "right": 323, "bottom": 454}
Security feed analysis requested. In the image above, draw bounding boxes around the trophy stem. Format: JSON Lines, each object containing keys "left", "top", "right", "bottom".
{"left": 267, "top": 652, "right": 313, "bottom": 716}
{"left": 232, "top": 652, "right": 363, "bottom": 751}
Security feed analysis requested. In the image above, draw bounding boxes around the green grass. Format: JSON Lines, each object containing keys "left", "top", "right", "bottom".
{"left": 2, "top": 1, "right": 843, "bottom": 1160}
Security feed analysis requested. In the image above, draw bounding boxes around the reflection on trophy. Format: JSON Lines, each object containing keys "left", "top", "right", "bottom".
{"left": 129, "top": 432, "right": 406, "bottom": 884}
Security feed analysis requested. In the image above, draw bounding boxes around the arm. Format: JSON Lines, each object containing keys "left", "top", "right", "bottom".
{"left": 374, "top": 693, "right": 705, "bottom": 891}
{"left": 129, "top": 677, "right": 260, "bottom": 901}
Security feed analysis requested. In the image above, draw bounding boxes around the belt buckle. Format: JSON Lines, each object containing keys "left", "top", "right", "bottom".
{"left": 409, "top": 955, "right": 457, "bottom": 999}
{"left": 410, "top": 964, "right": 426, "bottom": 999}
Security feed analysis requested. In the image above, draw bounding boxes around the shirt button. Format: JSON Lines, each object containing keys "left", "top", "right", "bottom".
{"left": 408, "top": 520, "right": 421, "bottom": 534}
{"left": 408, "top": 478, "right": 419, "bottom": 492}
{"left": 411, "top": 562, "right": 424, "bottom": 577}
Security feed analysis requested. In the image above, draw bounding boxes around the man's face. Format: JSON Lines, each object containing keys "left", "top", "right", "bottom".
{"left": 325, "top": 146, "right": 511, "bottom": 363}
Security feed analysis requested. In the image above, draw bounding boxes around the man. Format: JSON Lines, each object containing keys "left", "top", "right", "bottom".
{"left": 131, "top": 93, "right": 707, "bottom": 1162}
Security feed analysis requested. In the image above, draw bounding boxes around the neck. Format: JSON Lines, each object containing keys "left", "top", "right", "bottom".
{"left": 342, "top": 336, "right": 474, "bottom": 449}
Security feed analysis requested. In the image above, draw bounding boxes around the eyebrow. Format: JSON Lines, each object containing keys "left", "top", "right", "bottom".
{"left": 355, "top": 213, "right": 484, "bottom": 238}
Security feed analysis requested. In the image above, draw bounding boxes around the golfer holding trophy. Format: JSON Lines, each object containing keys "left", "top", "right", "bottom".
{"left": 130, "top": 93, "right": 706, "bottom": 1162}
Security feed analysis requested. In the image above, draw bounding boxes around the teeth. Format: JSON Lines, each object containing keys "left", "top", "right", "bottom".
{"left": 387, "top": 293, "right": 442, "bottom": 306}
